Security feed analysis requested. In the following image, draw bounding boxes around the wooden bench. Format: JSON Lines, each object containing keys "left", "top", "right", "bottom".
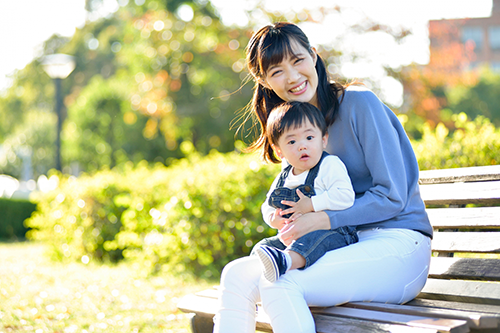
{"left": 178, "top": 165, "right": 500, "bottom": 333}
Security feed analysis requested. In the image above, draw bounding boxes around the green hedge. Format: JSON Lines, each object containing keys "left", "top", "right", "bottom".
{"left": 0, "top": 198, "right": 37, "bottom": 240}
{"left": 411, "top": 114, "right": 499, "bottom": 170}
{"left": 26, "top": 151, "right": 280, "bottom": 277}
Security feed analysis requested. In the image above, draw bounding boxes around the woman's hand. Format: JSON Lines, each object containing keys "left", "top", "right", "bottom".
{"left": 279, "top": 211, "right": 330, "bottom": 246}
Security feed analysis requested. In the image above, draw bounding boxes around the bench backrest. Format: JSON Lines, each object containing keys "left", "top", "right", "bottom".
{"left": 418, "top": 165, "right": 500, "bottom": 305}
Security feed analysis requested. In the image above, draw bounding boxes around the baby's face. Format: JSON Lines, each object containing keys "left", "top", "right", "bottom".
{"left": 274, "top": 119, "right": 327, "bottom": 175}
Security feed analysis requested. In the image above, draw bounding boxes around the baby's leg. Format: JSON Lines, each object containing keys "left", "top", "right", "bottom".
{"left": 250, "top": 235, "right": 286, "bottom": 256}
{"left": 256, "top": 244, "right": 306, "bottom": 282}
{"left": 286, "top": 249, "right": 306, "bottom": 270}
{"left": 287, "top": 229, "right": 353, "bottom": 269}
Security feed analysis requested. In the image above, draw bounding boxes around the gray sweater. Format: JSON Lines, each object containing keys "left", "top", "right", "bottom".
{"left": 325, "top": 86, "right": 433, "bottom": 238}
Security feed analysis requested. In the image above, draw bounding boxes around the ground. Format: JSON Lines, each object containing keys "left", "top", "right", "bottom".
{"left": 0, "top": 242, "right": 212, "bottom": 333}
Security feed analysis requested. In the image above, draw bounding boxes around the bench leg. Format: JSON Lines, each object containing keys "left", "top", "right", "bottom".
{"left": 189, "top": 314, "right": 214, "bottom": 333}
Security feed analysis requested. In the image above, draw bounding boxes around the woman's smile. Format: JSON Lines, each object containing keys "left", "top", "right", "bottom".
{"left": 290, "top": 81, "right": 307, "bottom": 94}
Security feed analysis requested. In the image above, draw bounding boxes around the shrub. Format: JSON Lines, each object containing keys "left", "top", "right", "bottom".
{"left": 26, "top": 151, "right": 280, "bottom": 277}
{"left": 0, "top": 198, "right": 37, "bottom": 240}
{"left": 413, "top": 113, "right": 500, "bottom": 170}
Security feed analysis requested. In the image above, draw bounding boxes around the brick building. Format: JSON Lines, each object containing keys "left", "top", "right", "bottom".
{"left": 429, "top": 0, "right": 500, "bottom": 71}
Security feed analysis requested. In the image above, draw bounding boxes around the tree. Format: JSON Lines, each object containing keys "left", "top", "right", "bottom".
{"left": 1, "top": 1, "right": 254, "bottom": 176}
{"left": 0, "top": 1, "right": 416, "bottom": 177}
{"left": 446, "top": 68, "right": 500, "bottom": 127}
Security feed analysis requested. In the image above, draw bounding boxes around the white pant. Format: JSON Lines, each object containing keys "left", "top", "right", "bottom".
{"left": 214, "top": 228, "right": 431, "bottom": 333}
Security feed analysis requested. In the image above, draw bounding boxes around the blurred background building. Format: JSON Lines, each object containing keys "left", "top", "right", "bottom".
{"left": 429, "top": 0, "right": 500, "bottom": 71}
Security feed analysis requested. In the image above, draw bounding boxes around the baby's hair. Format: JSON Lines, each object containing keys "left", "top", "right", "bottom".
{"left": 266, "top": 101, "right": 327, "bottom": 148}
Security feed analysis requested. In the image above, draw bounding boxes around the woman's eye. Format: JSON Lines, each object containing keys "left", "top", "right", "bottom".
{"left": 294, "top": 58, "right": 304, "bottom": 64}
{"left": 270, "top": 70, "right": 281, "bottom": 77}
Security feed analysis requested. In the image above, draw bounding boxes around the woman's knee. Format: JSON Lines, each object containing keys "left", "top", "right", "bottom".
{"left": 221, "top": 258, "right": 245, "bottom": 283}
{"left": 221, "top": 256, "right": 261, "bottom": 287}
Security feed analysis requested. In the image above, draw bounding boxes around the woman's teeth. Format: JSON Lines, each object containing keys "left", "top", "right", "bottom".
{"left": 290, "top": 81, "right": 306, "bottom": 93}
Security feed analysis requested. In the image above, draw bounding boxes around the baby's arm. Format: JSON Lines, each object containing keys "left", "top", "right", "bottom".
{"left": 311, "top": 156, "right": 354, "bottom": 212}
{"left": 262, "top": 173, "right": 289, "bottom": 230}
{"left": 268, "top": 208, "right": 289, "bottom": 230}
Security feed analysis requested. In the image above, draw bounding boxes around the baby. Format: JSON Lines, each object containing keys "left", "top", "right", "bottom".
{"left": 255, "top": 101, "right": 358, "bottom": 282}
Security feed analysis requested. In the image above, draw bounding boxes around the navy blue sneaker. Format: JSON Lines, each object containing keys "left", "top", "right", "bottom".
{"left": 256, "top": 245, "right": 289, "bottom": 282}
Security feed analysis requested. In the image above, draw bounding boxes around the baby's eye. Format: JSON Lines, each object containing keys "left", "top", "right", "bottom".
{"left": 287, "top": 140, "right": 296, "bottom": 145}
{"left": 306, "top": 136, "right": 314, "bottom": 140}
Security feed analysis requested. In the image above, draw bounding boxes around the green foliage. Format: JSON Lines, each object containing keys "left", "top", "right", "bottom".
{"left": 0, "top": 111, "right": 56, "bottom": 177}
{"left": 1, "top": 1, "right": 253, "bottom": 177}
{"left": 0, "top": 198, "right": 37, "bottom": 240}
{"left": 26, "top": 151, "right": 280, "bottom": 277}
{"left": 63, "top": 75, "right": 176, "bottom": 172}
{"left": 446, "top": 68, "right": 500, "bottom": 127}
{"left": 61, "top": 2, "right": 253, "bottom": 166}
{"left": 413, "top": 113, "right": 500, "bottom": 170}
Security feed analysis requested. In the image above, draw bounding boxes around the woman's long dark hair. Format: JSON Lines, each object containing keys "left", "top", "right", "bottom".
{"left": 244, "top": 22, "right": 346, "bottom": 163}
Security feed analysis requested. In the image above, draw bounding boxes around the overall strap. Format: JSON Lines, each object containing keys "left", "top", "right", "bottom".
{"left": 275, "top": 164, "right": 293, "bottom": 188}
{"left": 304, "top": 151, "right": 329, "bottom": 186}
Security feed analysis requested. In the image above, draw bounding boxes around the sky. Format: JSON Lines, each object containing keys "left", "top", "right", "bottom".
{"left": 0, "top": 0, "right": 493, "bottom": 104}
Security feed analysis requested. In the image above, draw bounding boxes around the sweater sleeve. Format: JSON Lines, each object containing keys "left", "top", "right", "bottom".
{"left": 326, "top": 90, "right": 411, "bottom": 229}
{"left": 311, "top": 156, "right": 355, "bottom": 212}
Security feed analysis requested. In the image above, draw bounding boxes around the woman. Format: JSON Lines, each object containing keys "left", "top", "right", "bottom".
{"left": 214, "top": 22, "right": 433, "bottom": 333}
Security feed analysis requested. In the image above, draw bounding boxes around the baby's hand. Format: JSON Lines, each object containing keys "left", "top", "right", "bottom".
{"left": 280, "top": 189, "right": 314, "bottom": 221}
{"left": 269, "top": 208, "right": 288, "bottom": 230}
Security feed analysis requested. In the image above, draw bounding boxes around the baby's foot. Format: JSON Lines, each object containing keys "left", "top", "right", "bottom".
{"left": 256, "top": 245, "right": 290, "bottom": 282}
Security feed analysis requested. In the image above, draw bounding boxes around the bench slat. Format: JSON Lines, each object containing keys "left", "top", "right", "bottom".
{"left": 419, "top": 165, "right": 500, "bottom": 184}
{"left": 429, "top": 257, "right": 500, "bottom": 281}
{"left": 312, "top": 307, "right": 468, "bottom": 333}
{"left": 313, "top": 313, "right": 438, "bottom": 333}
{"left": 177, "top": 293, "right": 218, "bottom": 318}
{"left": 427, "top": 207, "right": 500, "bottom": 229}
{"left": 431, "top": 232, "right": 500, "bottom": 253}
{"left": 343, "top": 301, "right": 500, "bottom": 329}
{"left": 407, "top": 299, "right": 500, "bottom": 316}
{"left": 420, "top": 279, "right": 500, "bottom": 305}
{"left": 420, "top": 180, "right": 500, "bottom": 206}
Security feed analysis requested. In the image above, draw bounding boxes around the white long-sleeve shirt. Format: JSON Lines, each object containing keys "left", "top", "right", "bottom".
{"left": 261, "top": 155, "right": 355, "bottom": 227}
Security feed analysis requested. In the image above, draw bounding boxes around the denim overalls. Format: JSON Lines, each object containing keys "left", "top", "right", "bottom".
{"left": 252, "top": 152, "right": 358, "bottom": 269}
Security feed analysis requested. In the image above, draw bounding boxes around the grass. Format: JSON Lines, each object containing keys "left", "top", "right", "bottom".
{"left": 0, "top": 242, "right": 213, "bottom": 333}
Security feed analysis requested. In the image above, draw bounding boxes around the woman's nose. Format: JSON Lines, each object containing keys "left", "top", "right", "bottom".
{"left": 287, "top": 69, "right": 300, "bottom": 83}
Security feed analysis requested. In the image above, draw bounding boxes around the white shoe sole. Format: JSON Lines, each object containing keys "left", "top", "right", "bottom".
{"left": 256, "top": 247, "right": 279, "bottom": 283}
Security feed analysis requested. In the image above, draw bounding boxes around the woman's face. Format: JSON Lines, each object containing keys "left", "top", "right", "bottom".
{"left": 262, "top": 41, "right": 319, "bottom": 108}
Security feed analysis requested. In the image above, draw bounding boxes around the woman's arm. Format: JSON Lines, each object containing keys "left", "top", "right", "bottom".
{"left": 325, "top": 89, "right": 419, "bottom": 230}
